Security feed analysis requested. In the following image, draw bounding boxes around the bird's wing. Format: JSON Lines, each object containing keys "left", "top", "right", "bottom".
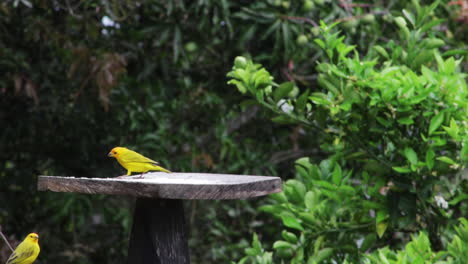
{"left": 120, "top": 149, "right": 160, "bottom": 165}
{"left": 6, "top": 243, "right": 35, "bottom": 264}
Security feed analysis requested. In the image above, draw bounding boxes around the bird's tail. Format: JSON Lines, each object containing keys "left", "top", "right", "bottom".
{"left": 154, "top": 166, "right": 171, "bottom": 173}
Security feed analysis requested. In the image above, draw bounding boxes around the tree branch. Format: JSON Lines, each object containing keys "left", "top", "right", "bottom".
{"left": 0, "top": 226, "right": 14, "bottom": 252}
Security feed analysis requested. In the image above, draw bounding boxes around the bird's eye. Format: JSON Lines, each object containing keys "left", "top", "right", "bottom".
{"left": 113, "top": 151, "right": 117, "bottom": 154}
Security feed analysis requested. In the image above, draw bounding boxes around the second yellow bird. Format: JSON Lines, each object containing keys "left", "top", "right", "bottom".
{"left": 108, "top": 147, "right": 171, "bottom": 176}
{"left": 6, "top": 233, "right": 40, "bottom": 264}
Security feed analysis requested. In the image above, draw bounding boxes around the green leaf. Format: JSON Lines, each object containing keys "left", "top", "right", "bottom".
{"left": 442, "top": 49, "right": 468, "bottom": 57}
{"left": 271, "top": 115, "right": 295, "bottom": 124}
{"left": 252, "top": 232, "right": 262, "bottom": 251}
{"left": 244, "top": 248, "right": 258, "bottom": 256}
{"left": 295, "top": 157, "right": 312, "bottom": 179}
{"left": 284, "top": 183, "right": 300, "bottom": 204}
{"left": 420, "top": 18, "right": 444, "bottom": 32}
{"left": 376, "top": 117, "right": 391, "bottom": 127}
{"left": 461, "top": 139, "right": 468, "bottom": 162}
{"left": 252, "top": 68, "right": 273, "bottom": 90}
{"left": 329, "top": 65, "right": 348, "bottom": 78}
{"left": 376, "top": 221, "right": 388, "bottom": 238}
{"left": 434, "top": 51, "right": 445, "bottom": 71}
{"left": 309, "top": 93, "right": 332, "bottom": 106}
{"left": 304, "top": 191, "right": 316, "bottom": 209}
{"left": 284, "top": 180, "right": 306, "bottom": 203}
{"left": 295, "top": 90, "right": 310, "bottom": 112}
{"left": 376, "top": 210, "right": 389, "bottom": 223}
{"left": 314, "top": 38, "right": 325, "bottom": 49}
{"left": 436, "top": 156, "right": 457, "bottom": 165}
{"left": 255, "top": 89, "right": 265, "bottom": 102}
{"left": 317, "top": 75, "right": 339, "bottom": 95}
{"left": 429, "top": 112, "right": 444, "bottom": 135}
{"left": 394, "top": 16, "right": 408, "bottom": 30}
{"left": 292, "top": 247, "right": 304, "bottom": 263}
{"left": 397, "top": 117, "right": 414, "bottom": 125}
{"left": 320, "top": 189, "right": 340, "bottom": 201}
{"left": 261, "top": 19, "right": 281, "bottom": 40}
{"left": 273, "top": 240, "right": 293, "bottom": 249}
{"left": 425, "top": 148, "right": 435, "bottom": 170}
{"left": 245, "top": 233, "right": 261, "bottom": 256}
{"left": 402, "top": 9, "right": 415, "bottom": 27}
{"left": 372, "top": 45, "right": 389, "bottom": 59}
{"left": 315, "top": 180, "right": 337, "bottom": 190}
{"left": 270, "top": 192, "right": 288, "bottom": 203}
{"left": 331, "top": 164, "right": 342, "bottom": 185}
{"left": 443, "top": 118, "right": 460, "bottom": 140}
{"left": 403, "top": 147, "right": 418, "bottom": 165}
{"left": 449, "top": 194, "right": 468, "bottom": 205}
{"left": 429, "top": 136, "right": 447, "bottom": 147}
{"left": 227, "top": 79, "right": 248, "bottom": 94}
{"left": 274, "top": 82, "right": 294, "bottom": 102}
{"left": 309, "top": 248, "right": 333, "bottom": 263}
{"left": 282, "top": 230, "right": 298, "bottom": 244}
{"left": 423, "top": 38, "right": 445, "bottom": 49}
{"left": 259, "top": 205, "right": 284, "bottom": 215}
{"left": 361, "top": 233, "right": 377, "bottom": 251}
{"left": 298, "top": 212, "right": 317, "bottom": 226}
{"left": 281, "top": 215, "right": 305, "bottom": 231}
{"left": 392, "top": 166, "right": 412, "bottom": 173}
{"left": 314, "top": 235, "right": 325, "bottom": 254}
{"left": 338, "top": 185, "right": 356, "bottom": 196}
{"left": 276, "top": 247, "right": 294, "bottom": 259}
{"left": 376, "top": 212, "right": 391, "bottom": 239}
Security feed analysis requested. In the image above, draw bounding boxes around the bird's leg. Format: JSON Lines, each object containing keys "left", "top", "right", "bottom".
{"left": 137, "top": 173, "right": 145, "bottom": 179}
{"left": 116, "top": 170, "right": 132, "bottom": 178}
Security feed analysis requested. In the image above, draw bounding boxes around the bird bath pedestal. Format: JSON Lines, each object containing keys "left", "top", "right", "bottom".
{"left": 37, "top": 173, "right": 282, "bottom": 264}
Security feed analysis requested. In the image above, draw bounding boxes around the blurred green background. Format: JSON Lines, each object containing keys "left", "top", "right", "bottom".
{"left": 0, "top": 0, "right": 467, "bottom": 263}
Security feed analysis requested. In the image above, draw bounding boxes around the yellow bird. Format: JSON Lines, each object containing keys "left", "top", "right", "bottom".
{"left": 108, "top": 147, "right": 171, "bottom": 176}
{"left": 6, "top": 233, "right": 40, "bottom": 264}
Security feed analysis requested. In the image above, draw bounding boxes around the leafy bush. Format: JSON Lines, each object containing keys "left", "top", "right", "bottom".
{"left": 238, "top": 218, "right": 468, "bottom": 264}
{"left": 228, "top": 2, "right": 467, "bottom": 263}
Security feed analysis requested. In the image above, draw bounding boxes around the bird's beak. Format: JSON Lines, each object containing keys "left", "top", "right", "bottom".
{"left": 33, "top": 234, "right": 39, "bottom": 239}
{"left": 108, "top": 152, "right": 113, "bottom": 157}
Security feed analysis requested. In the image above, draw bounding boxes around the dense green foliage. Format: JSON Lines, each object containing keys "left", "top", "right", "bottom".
{"left": 227, "top": 2, "right": 467, "bottom": 263}
{"left": 240, "top": 218, "right": 468, "bottom": 264}
{"left": 0, "top": 0, "right": 466, "bottom": 263}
